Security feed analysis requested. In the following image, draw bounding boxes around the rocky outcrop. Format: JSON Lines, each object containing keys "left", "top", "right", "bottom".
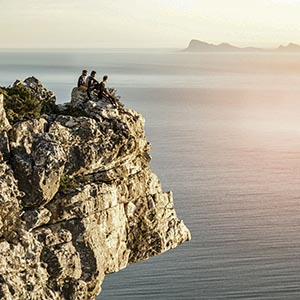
{"left": 0, "top": 80, "right": 191, "bottom": 300}
{"left": 184, "top": 39, "right": 300, "bottom": 52}
{"left": 184, "top": 39, "right": 262, "bottom": 52}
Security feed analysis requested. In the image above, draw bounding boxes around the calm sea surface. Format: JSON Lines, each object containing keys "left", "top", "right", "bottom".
{"left": 1, "top": 49, "right": 300, "bottom": 299}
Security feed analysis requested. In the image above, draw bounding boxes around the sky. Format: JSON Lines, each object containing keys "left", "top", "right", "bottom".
{"left": 1, "top": 0, "right": 300, "bottom": 48}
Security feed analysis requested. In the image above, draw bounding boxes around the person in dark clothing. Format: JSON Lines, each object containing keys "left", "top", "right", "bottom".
{"left": 77, "top": 70, "right": 88, "bottom": 91}
{"left": 98, "top": 75, "right": 108, "bottom": 99}
{"left": 86, "top": 70, "right": 99, "bottom": 100}
{"left": 98, "top": 75, "right": 117, "bottom": 107}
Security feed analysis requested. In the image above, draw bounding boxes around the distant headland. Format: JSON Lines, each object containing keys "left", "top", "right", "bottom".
{"left": 184, "top": 39, "right": 300, "bottom": 52}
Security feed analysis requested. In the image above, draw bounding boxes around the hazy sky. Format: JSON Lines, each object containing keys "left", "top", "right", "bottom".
{"left": 1, "top": 0, "right": 300, "bottom": 48}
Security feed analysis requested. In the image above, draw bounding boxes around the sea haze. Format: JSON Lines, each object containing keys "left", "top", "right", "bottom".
{"left": 1, "top": 50, "right": 300, "bottom": 299}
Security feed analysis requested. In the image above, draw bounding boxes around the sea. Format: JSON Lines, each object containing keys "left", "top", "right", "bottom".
{"left": 1, "top": 49, "right": 300, "bottom": 299}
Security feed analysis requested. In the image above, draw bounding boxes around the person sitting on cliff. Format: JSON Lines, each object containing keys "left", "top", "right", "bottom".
{"left": 77, "top": 70, "right": 88, "bottom": 91}
{"left": 98, "top": 75, "right": 117, "bottom": 108}
{"left": 86, "top": 70, "right": 99, "bottom": 100}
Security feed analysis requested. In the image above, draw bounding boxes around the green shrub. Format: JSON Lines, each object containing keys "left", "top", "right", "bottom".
{"left": 0, "top": 85, "right": 58, "bottom": 124}
{"left": 59, "top": 174, "right": 79, "bottom": 194}
{"left": 58, "top": 174, "right": 91, "bottom": 194}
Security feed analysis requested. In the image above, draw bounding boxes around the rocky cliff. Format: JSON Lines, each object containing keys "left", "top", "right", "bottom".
{"left": 0, "top": 78, "right": 191, "bottom": 300}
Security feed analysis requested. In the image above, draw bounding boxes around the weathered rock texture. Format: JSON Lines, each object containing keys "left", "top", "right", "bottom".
{"left": 0, "top": 80, "right": 191, "bottom": 300}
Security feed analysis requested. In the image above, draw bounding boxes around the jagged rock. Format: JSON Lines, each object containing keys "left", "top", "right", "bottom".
{"left": 71, "top": 87, "right": 122, "bottom": 111}
{"left": 71, "top": 87, "right": 90, "bottom": 108}
{"left": 22, "top": 76, "right": 56, "bottom": 104}
{"left": 0, "top": 163, "right": 22, "bottom": 238}
{"left": 0, "top": 94, "right": 11, "bottom": 162}
{"left": 48, "top": 108, "right": 146, "bottom": 176}
{"left": 23, "top": 208, "right": 52, "bottom": 230}
{"left": 0, "top": 94, "right": 11, "bottom": 132}
{"left": 0, "top": 78, "right": 191, "bottom": 300}
{"left": 0, "top": 133, "right": 10, "bottom": 163}
{"left": 9, "top": 118, "right": 66, "bottom": 207}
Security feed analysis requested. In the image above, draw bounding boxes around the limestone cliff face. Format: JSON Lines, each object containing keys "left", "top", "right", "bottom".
{"left": 0, "top": 79, "right": 191, "bottom": 300}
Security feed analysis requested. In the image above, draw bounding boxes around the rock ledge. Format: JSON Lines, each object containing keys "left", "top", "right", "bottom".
{"left": 0, "top": 79, "right": 191, "bottom": 300}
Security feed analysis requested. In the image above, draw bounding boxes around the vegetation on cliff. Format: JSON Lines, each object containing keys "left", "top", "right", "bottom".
{"left": 0, "top": 78, "right": 58, "bottom": 124}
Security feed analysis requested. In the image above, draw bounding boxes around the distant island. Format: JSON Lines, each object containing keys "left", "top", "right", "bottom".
{"left": 185, "top": 39, "right": 300, "bottom": 52}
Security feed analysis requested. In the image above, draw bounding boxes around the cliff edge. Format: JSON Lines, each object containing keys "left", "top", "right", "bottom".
{"left": 0, "top": 78, "right": 191, "bottom": 300}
